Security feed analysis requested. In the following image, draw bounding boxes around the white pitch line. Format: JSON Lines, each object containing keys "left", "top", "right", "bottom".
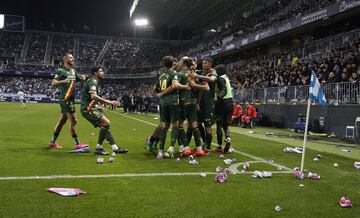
{"left": 0, "top": 172, "right": 216, "bottom": 181}
{"left": 0, "top": 170, "right": 292, "bottom": 181}
{"left": 112, "top": 111, "right": 293, "bottom": 172}
{"left": 229, "top": 162, "right": 292, "bottom": 174}
{"left": 113, "top": 111, "right": 158, "bottom": 127}
{"left": 231, "top": 150, "right": 293, "bottom": 171}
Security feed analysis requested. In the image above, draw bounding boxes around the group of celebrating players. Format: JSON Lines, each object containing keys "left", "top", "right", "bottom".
{"left": 48, "top": 53, "right": 127, "bottom": 155}
{"left": 145, "top": 56, "right": 234, "bottom": 159}
{"left": 46, "top": 53, "right": 234, "bottom": 159}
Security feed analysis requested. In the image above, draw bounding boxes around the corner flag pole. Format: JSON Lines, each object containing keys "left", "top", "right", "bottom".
{"left": 300, "top": 97, "right": 311, "bottom": 172}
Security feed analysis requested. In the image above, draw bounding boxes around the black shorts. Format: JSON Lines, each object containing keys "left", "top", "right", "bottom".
{"left": 160, "top": 103, "right": 180, "bottom": 123}
{"left": 198, "top": 102, "right": 215, "bottom": 127}
{"left": 179, "top": 102, "right": 198, "bottom": 122}
{"left": 215, "top": 101, "right": 233, "bottom": 126}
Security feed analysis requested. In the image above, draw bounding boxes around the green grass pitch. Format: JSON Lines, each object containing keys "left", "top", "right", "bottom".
{"left": 0, "top": 102, "right": 359, "bottom": 217}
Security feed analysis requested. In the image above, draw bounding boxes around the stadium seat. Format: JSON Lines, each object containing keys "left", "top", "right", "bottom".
{"left": 345, "top": 126, "right": 355, "bottom": 139}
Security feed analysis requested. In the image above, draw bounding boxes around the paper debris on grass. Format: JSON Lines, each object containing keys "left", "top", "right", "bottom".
{"left": 47, "top": 188, "right": 86, "bottom": 196}
{"left": 283, "top": 147, "right": 303, "bottom": 154}
{"left": 68, "top": 147, "right": 91, "bottom": 153}
{"left": 354, "top": 161, "right": 360, "bottom": 170}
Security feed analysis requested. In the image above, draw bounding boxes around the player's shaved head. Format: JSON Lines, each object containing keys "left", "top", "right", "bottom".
{"left": 63, "top": 53, "right": 74, "bottom": 67}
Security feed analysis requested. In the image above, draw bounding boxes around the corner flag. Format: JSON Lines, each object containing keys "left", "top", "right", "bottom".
{"left": 309, "top": 71, "right": 327, "bottom": 105}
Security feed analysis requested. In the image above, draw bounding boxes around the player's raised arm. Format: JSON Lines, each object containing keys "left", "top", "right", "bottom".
{"left": 90, "top": 92, "right": 119, "bottom": 107}
{"left": 172, "top": 79, "right": 190, "bottom": 90}
{"left": 194, "top": 73, "right": 217, "bottom": 83}
{"left": 189, "top": 80, "right": 209, "bottom": 91}
{"left": 157, "top": 84, "right": 176, "bottom": 97}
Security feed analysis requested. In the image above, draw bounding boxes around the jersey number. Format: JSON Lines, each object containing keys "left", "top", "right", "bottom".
{"left": 160, "top": 80, "right": 167, "bottom": 92}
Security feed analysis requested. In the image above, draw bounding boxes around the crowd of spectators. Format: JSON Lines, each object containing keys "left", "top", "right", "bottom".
{"left": 103, "top": 39, "right": 179, "bottom": 74}
{"left": 1, "top": 34, "right": 359, "bottom": 102}
{"left": 228, "top": 38, "right": 360, "bottom": 93}
{"left": 0, "top": 76, "right": 53, "bottom": 97}
{"left": 0, "top": 0, "right": 358, "bottom": 106}
{"left": 181, "top": 0, "right": 338, "bottom": 57}
{"left": 77, "top": 36, "right": 105, "bottom": 66}
{"left": 0, "top": 32, "right": 24, "bottom": 58}
{"left": 25, "top": 33, "right": 48, "bottom": 63}
{"left": 0, "top": 75, "right": 157, "bottom": 104}
{"left": 0, "top": 31, "right": 178, "bottom": 76}
{"left": 51, "top": 34, "right": 75, "bottom": 62}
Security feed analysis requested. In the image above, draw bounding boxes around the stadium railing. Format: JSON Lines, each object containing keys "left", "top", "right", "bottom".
{"left": 302, "top": 28, "right": 360, "bottom": 58}
{"left": 236, "top": 82, "right": 360, "bottom": 105}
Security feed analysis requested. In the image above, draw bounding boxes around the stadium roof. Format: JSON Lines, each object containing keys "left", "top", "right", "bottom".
{"left": 130, "top": 0, "right": 267, "bottom": 29}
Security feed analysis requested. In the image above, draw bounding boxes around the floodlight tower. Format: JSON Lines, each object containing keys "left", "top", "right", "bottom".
{"left": 133, "top": 18, "right": 148, "bottom": 39}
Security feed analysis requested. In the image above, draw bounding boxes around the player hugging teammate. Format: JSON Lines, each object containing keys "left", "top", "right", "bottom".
{"left": 145, "top": 56, "right": 234, "bottom": 159}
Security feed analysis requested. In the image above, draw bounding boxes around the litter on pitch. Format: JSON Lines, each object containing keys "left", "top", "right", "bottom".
{"left": 251, "top": 170, "right": 272, "bottom": 178}
{"left": 215, "top": 167, "right": 232, "bottom": 183}
{"left": 274, "top": 205, "right": 282, "bottom": 212}
{"left": 223, "top": 168, "right": 231, "bottom": 174}
{"left": 47, "top": 188, "right": 86, "bottom": 197}
{"left": 340, "top": 148, "right": 351, "bottom": 152}
{"left": 216, "top": 166, "right": 223, "bottom": 173}
{"left": 294, "top": 169, "right": 304, "bottom": 180}
{"left": 307, "top": 172, "right": 320, "bottom": 180}
{"left": 68, "top": 147, "right": 91, "bottom": 153}
{"left": 339, "top": 196, "right": 353, "bottom": 208}
{"left": 189, "top": 160, "right": 198, "bottom": 165}
{"left": 354, "top": 161, "right": 360, "bottom": 170}
{"left": 96, "top": 157, "right": 104, "bottom": 164}
{"left": 283, "top": 147, "right": 303, "bottom": 153}
{"left": 215, "top": 174, "right": 227, "bottom": 183}
{"left": 189, "top": 156, "right": 198, "bottom": 165}
{"left": 243, "top": 162, "right": 250, "bottom": 170}
{"left": 223, "top": 158, "right": 237, "bottom": 165}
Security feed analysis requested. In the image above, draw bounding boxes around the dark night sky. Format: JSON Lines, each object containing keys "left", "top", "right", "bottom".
{"left": 0, "top": 0, "right": 134, "bottom": 36}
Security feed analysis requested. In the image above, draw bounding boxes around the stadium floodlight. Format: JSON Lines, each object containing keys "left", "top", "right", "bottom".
{"left": 0, "top": 14, "right": 4, "bottom": 29}
{"left": 134, "top": 19, "right": 148, "bottom": 26}
{"left": 129, "top": 0, "right": 139, "bottom": 18}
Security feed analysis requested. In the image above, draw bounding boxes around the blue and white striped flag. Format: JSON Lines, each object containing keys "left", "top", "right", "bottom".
{"left": 309, "top": 71, "right": 327, "bottom": 105}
